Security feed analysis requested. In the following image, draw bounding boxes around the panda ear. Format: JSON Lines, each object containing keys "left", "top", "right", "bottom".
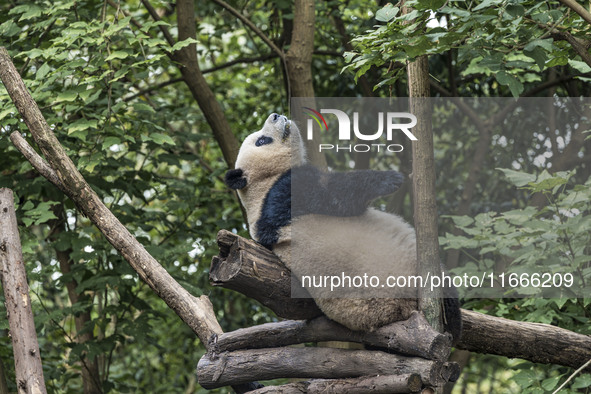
{"left": 225, "top": 168, "right": 247, "bottom": 190}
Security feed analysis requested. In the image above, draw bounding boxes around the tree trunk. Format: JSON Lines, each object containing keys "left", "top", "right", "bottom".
{"left": 0, "top": 356, "right": 10, "bottom": 394}
{"left": 407, "top": 55, "right": 443, "bottom": 333}
{"left": 0, "top": 188, "right": 47, "bottom": 394}
{"left": 285, "top": 0, "right": 326, "bottom": 167}
{"left": 175, "top": 0, "right": 240, "bottom": 168}
{"left": 49, "top": 206, "right": 101, "bottom": 394}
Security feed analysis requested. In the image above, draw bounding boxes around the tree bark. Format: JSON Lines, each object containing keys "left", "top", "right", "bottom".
{"left": 174, "top": 0, "right": 240, "bottom": 168}
{"left": 0, "top": 357, "right": 8, "bottom": 394}
{"left": 209, "top": 311, "right": 451, "bottom": 361}
{"left": 48, "top": 206, "right": 101, "bottom": 394}
{"left": 0, "top": 46, "right": 222, "bottom": 347}
{"left": 285, "top": 0, "right": 326, "bottom": 167}
{"left": 210, "top": 231, "right": 591, "bottom": 372}
{"left": 457, "top": 309, "right": 591, "bottom": 371}
{"left": 248, "top": 374, "right": 423, "bottom": 393}
{"left": 198, "top": 347, "right": 455, "bottom": 389}
{"left": 406, "top": 54, "right": 443, "bottom": 333}
{"left": 210, "top": 230, "right": 323, "bottom": 320}
{"left": 0, "top": 188, "right": 47, "bottom": 394}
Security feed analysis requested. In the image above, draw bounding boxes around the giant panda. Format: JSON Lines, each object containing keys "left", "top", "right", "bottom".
{"left": 225, "top": 113, "right": 461, "bottom": 340}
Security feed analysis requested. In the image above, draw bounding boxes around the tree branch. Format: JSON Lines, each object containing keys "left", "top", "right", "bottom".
{"left": 202, "top": 54, "right": 279, "bottom": 74}
{"left": 210, "top": 311, "right": 452, "bottom": 361}
{"left": 0, "top": 46, "right": 223, "bottom": 347}
{"left": 209, "top": 0, "right": 286, "bottom": 62}
{"left": 247, "top": 374, "right": 423, "bottom": 394}
{"left": 139, "top": 0, "right": 175, "bottom": 46}
{"left": 558, "top": 0, "right": 591, "bottom": 25}
{"left": 533, "top": 20, "right": 591, "bottom": 68}
{"left": 9, "top": 132, "right": 63, "bottom": 190}
{"left": 198, "top": 347, "right": 457, "bottom": 389}
{"left": 174, "top": 0, "right": 241, "bottom": 169}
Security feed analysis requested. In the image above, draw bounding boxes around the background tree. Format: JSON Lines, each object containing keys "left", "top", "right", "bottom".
{"left": 0, "top": 0, "right": 589, "bottom": 392}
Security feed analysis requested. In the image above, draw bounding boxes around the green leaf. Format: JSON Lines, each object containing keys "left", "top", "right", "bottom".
{"left": 22, "top": 201, "right": 59, "bottom": 226}
{"left": 68, "top": 119, "right": 98, "bottom": 134}
{"left": 497, "top": 168, "right": 536, "bottom": 187}
{"left": 449, "top": 215, "right": 475, "bottom": 227}
{"left": 18, "top": 5, "right": 43, "bottom": 20}
{"left": 546, "top": 56, "right": 569, "bottom": 68}
{"left": 472, "top": 0, "right": 502, "bottom": 11}
{"left": 36, "top": 63, "right": 51, "bottom": 80}
{"left": 572, "top": 374, "right": 591, "bottom": 389}
{"left": 149, "top": 133, "right": 175, "bottom": 146}
{"left": 541, "top": 376, "right": 562, "bottom": 391}
{"left": 519, "top": 169, "right": 570, "bottom": 193}
{"left": 105, "top": 51, "right": 129, "bottom": 61}
{"left": 505, "top": 4, "right": 525, "bottom": 18}
{"left": 170, "top": 38, "right": 199, "bottom": 52}
{"left": 524, "top": 38, "right": 554, "bottom": 52}
{"left": 376, "top": 4, "right": 399, "bottom": 22}
{"left": 55, "top": 90, "right": 78, "bottom": 103}
{"left": 495, "top": 71, "right": 524, "bottom": 98}
{"left": 568, "top": 59, "right": 591, "bottom": 74}
{"left": 0, "top": 20, "right": 21, "bottom": 37}
{"left": 524, "top": 48, "right": 547, "bottom": 71}
{"left": 102, "top": 136, "right": 122, "bottom": 150}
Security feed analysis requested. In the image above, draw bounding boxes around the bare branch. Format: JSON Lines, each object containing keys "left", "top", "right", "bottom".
{"left": 209, "top": 0, "right": 285, "bottom": 61}
{"left": 202, "top": 54, "right": 279, "bottom": 74}
{"left": 210, "top": 311, "right": 452, "bottom": 361}
{"left": 248, "top": 374, "right": 423, "bottom": 394}
{"left": 9, "top": 132, "right": 64, "bottom": 190}
{"left": 140, "top": 0, "right": 175, "bottom": 46}
{"left": 176, "top": 0, "right": 241, "bottom": 168}
{"left": 198, "top": 347, "right": 455, "bottom": 389}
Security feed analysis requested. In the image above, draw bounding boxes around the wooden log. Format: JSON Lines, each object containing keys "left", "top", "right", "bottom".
{"left": 248, "top": 373, "right": 423, "bottom": 393}
{"left": 210, "top": 312, "right": 451, "bottom": 361}
{"left": 197, "top": 347, "right": 452, "bottom": 389}
{"left": 457, "top": 309, "right": 591, "bottom": 372}
{"left": 211, "top": 230, "right": 591, "bottom": 372}
{"left": 0, "top": 188, "right": 47, "bottom": 394}
{"left": 210, "top": 230, "right": 322, "bottom": 320}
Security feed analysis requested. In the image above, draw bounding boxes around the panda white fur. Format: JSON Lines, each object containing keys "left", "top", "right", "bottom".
{"left": 225, "top": 113, "right": 461, "bottom": 338}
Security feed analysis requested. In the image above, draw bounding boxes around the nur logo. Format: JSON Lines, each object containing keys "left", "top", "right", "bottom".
{"left": 303, "top": 108, "right": 418, "bottom": 142}
{"left": 303, "top": 107, "right": 418, "bottom": 153}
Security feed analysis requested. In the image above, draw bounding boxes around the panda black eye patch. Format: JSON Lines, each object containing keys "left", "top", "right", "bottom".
{"left": 256, "top": 136, "right": 273, "bottom": 146}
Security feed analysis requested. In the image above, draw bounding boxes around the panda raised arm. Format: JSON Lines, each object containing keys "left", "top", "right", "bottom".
{"left": 290, "top": 164, "right": 404, "bottom": 218}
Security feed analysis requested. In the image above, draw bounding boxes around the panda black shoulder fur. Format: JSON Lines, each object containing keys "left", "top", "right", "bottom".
{"left": 226, "top": 113, "right": 461, "bottom": 340}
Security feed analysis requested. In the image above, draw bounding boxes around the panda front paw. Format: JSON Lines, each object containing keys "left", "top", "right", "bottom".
{"left": 225, "top": 168, "right": 247, "bottom": 190}
{"left": 375, "top": 171, "right": 405, "bottom": 196}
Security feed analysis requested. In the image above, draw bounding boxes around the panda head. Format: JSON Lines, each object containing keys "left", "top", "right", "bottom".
{"left": 225, "top": 113, "right": 306, "bottom": 191}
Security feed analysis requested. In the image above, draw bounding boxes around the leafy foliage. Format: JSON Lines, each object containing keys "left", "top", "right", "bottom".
{"left": 344, "top": 0, "right": 591, "bottom": 97}
{"left": 442, "top": 170, "right": 591, "bottom": 392}
{"left": 0, "top": 0, "right": 590, "bottom": 393}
